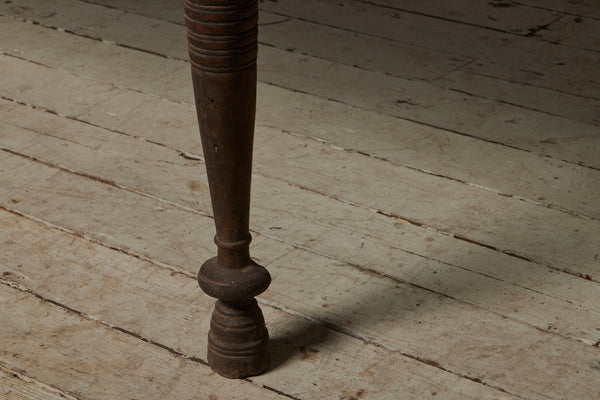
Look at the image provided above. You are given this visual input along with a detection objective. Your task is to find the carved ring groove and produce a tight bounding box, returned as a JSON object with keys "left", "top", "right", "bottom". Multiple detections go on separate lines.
{"left": 185, "top": 0, "right": 258, "bottom": 73}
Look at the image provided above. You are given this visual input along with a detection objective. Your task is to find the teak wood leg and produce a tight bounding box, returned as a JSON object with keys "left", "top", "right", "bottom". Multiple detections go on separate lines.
{"left": 184, "top": 0, "right": 271, "bottom": 378}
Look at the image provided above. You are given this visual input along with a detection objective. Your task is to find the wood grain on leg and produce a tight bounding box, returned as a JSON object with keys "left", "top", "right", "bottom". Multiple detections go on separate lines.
{"left": 184, "top": 0, "right": 270, "bottom": 378}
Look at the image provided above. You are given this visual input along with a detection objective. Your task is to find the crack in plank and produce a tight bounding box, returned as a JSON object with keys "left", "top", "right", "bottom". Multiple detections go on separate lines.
{"left": 3, "top": 97, "right": 600, "bottom": 313}
{"left": 0, "top": 361, "right": 82, "bottom": 400}
{"left": 258, "top": 298, "right": 527, "bottom": 399}
{"left": 511, "top": 1, "right": 600, "bottom": 21}
{"left": 5, "top": 89, "right": 598, "bottom": 227}
{"left": 2, "top": 119, "right": 599, "bottom": 283}
{"left": 0, "top": 273, "right": 526, "bottom": 400}
{"left": 0, "top": 278, "right": 300, "bottom": 400}
{"left": 257, "top": 80, "right": 600, "bottom": 175}
{"left": 3, "top": 164, "right": 599, "bottom": 343}
{"left": 4, "top": 5, "right": 598, "bottom": 136}
{"left": 0, "top": 204, "right": 591, "bottom": 399}
{"left": 353, "top": 0, "right": 533, "bottom": 37}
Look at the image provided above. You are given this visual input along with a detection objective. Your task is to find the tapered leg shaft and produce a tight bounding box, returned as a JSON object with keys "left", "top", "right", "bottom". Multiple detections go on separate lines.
{"left": 184, "top": 0, "right": 270, "bottom": 378}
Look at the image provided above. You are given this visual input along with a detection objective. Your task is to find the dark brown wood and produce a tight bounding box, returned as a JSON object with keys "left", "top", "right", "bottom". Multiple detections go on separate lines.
{"left": 184, "top": 0, "right": 271, "bottom": 378}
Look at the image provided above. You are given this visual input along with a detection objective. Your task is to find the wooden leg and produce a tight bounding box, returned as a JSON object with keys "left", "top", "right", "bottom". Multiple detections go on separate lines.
{"left": 184, "top": 0, "right": 270, "bottom": 378}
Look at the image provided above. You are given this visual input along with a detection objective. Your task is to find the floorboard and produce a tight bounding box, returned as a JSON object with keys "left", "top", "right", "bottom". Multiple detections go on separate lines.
{"left": 1, "top": 146, "right": 599, "bottom": 398}
{"left": 0, "top": 364, "right": 78, "bottom": 400}
{"left": 0, "top": 284, "right": 287, "bottom": 400}
{"left": 3, "top": 65, "right": 599, "bottom": 281}
{"left": 2, "top": 100, "right": 599, "bottom": 342}
{"left": 0, "top": 210, "right": 521, "bottom": 400}
{"left": 1, "top": 0, "right": 599, "bottom": 399}
{"left": 2, "top": 13, "right": 599, "bottom": 169}
{"left": 2, "top": 33, "right": 600, "bottom": 218}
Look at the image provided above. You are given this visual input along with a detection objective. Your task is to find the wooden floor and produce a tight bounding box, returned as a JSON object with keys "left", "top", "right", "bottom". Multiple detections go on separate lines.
{"left": 1, "top": 0, "right": 599, "bottom": 399}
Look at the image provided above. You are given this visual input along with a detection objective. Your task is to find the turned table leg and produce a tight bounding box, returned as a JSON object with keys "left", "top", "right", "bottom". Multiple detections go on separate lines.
{"left": 184, "top": 0, "right": 271, "bottom": 378}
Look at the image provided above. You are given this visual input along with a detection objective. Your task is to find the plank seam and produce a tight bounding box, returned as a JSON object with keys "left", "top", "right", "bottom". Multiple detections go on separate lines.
{"left": 0, "top": 361, "right": 82, "bottom": 400}
{"left": 537, "top": 38, "right": 600, "bottom": 55}
{"left": 5, "top": 88, "right": 597, "bottom": 222}
{"left": 0, "top": 207, "right": 589, "bottom": 398}
{"left": 0, "top": 204, "right": 197, "bottom": 280}
{"left": 3, "top": 102, "right": 600, "bottom": 279}
{"left": 401, "top": 165, "right": 600, "bottom": 220}
{"left": 448, "top": 90, "right": 600, "bottom": 136}
{"left": 258, "top": 167, "right": 600, "bottom": 287}
{"left": 259, "top": 2, "right": 600, "bottom": 58}
{"left": 72, "top": 0, "right": 600, "bottom": 93}
{"left": 0, "top": 82, "right": 600, "bottom": 230}
{"left": 3, "top": 96, "right": 600, "bottom": 286}
{"left": 5, "top": 8, "right": 599, "bottom": 134}
{"left": 0, "top": 14, "right": 180, "bottom": 60}
{"left": 259, "top": 123, "right": 600, "bottom": 223}
{"left": 257, "top": 298, "right": 530, "bottom": 400}
{"left": 0, "top": 52, "right": 173, "bottom": 104}
{"left": 379, "top": 206, "right": 600, "bottom": 284}
{"left": 353, "top": 0, "right": 545, "bottom": 37}
{"left": 0, "top": 278, "right": 298, "bottom": 400}
{"left": 0, "top": 211, "right": 529, "bottom": 399}
{"left": 259, "top": 16, "right": 292, "bottom": 27}
{"left": 260, "top": 9, "right": 473, "bottom": 60}
{"left": 3, "top": 177, "right": 599, "bottom": 344}
{"left": 0, "top": 271, "right": 527, "bottom": 400}
{"left": 258, "top": 227, "right": 600, "bottom": 346}
{"left": 261, "top": 40, "right": 490, "bottom": 111}
{"left": 258, "top": 79, "right": 600, "bottom": 173}
{"left": 4, "top": 141, "right": 598, "bottom": 289}
{"left": 524, "top": 13, "right": 565, "bottom": 37}
{"left": 451, "top": 70, "right": 600, "bottom": 103}
{"left": 512, "top": 1, "right": 600, "bottom": 22}
{"left": 1, "top": 3, "right": 596, "bottom": 396}
{"left": 4, "top": 22, "right": 597, "bottom": 176}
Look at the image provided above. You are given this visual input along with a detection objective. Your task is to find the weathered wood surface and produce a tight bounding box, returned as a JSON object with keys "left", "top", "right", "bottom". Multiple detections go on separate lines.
{"left": 517, "top": 0, "right": 600, "bottom": 18}
{"left": 0, "top": 285, "right": 286, "bottom": 400}
{"left": 353, "top": 0, "right": 563, "bottom": 34}
{"left": 0, "top": 363, "right": 78, "bottom": 400}
{"left": 0, "top": 210, "right": 518, "bottom": 400}
{"left": 537, "top": 13, "right": 600, "bottom": 51}
{"left": 2, "top": 98, "right": 599, "bottom": 337}
{"left": 434, "top": 68, "right": 600, "bottom": 127}
{"left": 2, "top": 2, "right": 599, "bottom": 168}
{"left": 1, "top": 39, "right": 600, "bottom": 221}
{"left": 1, "top": 0, "right": 600, "bottom": 398}
{"left": 1, "top": 136, "right": 600, "bottom": 398}
{"left": 1, "top": 54, "right": 599, "bottom": 280}
{"left": 35, "top": 0, "right": 600, "bottom": 122}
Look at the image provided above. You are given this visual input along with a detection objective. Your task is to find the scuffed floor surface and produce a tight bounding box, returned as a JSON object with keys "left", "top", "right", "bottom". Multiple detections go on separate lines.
{"left": 1, "top": 0, "right": 599, "bottom": 399}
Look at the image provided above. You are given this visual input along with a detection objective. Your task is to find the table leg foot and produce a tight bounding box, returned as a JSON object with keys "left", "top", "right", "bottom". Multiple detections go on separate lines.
{"left": 207, "top": 299, "right": 270, "bottom": 378}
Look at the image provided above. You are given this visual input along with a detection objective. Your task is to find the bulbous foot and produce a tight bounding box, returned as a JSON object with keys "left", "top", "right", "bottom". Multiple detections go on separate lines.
{"left": 198, "top": 256, "right": 271, "bottom": 302}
